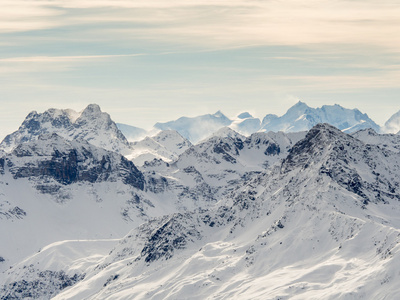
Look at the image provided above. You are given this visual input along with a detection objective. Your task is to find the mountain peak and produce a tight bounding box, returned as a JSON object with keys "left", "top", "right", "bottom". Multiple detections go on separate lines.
{"left": 0, "top": 103, "right": 129, "bottom": 153}
{"left": 213, "top": 110, "right": 226, "bottom": 118}
{"left": 80, "top": 104, "right": 102, "bottom": 116}
{"left": 284, "top": 101, "right": 310, "bottom": 116}
{"left": 212, "top": 127, "right": 243, "bottom": 139}
{"left": 237, "top": 112, "right": 253, "bottom": 119}
{"left": 293, "top": 100, "right": 309, "bottom": 109}
{"left": 282, "top": 123, "right": 348, "bottom": 173}
{"left": 384, "top": 109, "right": 400, "bottom": 134}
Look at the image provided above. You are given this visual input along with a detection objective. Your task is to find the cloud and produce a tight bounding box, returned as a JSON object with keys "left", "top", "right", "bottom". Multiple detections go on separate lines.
{"left": 2, "top": 0, "right": 400, "bottom": 51}
{"left": 0, "top": 54, "right": 145, "bottom": 63}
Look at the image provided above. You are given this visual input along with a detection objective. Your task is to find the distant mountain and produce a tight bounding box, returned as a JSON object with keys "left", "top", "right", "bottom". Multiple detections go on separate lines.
{"left": 148, "top": 102, "right": 383, "bottom": 143}
{"left": 116, "top": 123, "right": 147, "bottom": 142}
{"left": 3, "top": 104, "right": 400, "bottom": 299}
{"left": 154, "top": 111, "right": 232, "bottom": 143}
{"left": 127, "top": 130, "right": 192, "bottom": 165}
{"left": 383, "top": 110, "right": 400, "bottom": 134}
{"left": 0, "top": 104, "right": 130, "bottom": 154}
{"left": 229, "top": 112, "right": 261, "bottom": 136}
{"left": 260, "top": 101, "right": 380, "bottom": 133}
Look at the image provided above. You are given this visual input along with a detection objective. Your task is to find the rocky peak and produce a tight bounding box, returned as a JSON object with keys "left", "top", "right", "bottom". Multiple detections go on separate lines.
{"left": 6, "top": 133, "right": 144, "bottom": 190}
{"left": 81, "top": 103, "right": 101, "bottom": 114}
{"left": 0, "top": 104, "right": 130, "bottom": 154}
{"left": 211, "top": 127, "right": 244, "bottom": 140}
{"left": 281, "top": 123, "right": 353, "bottom": 173}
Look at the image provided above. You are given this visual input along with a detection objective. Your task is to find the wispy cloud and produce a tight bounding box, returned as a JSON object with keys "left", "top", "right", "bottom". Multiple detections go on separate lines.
{"left": 2, "top": 0, "right": 400, "bottom": 51}
{"left": 0, "top": 53, "right": 145, "bottom": 63}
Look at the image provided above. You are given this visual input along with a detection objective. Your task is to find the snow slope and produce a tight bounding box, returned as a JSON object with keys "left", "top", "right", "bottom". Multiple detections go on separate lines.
{"left": 5, "top": 123, "right": 400, "bottom": 299}
{"left": 116, "top": 123, "right": 147, "bottom": 142}
{"left": 229, "top": 112, "right": 261, "bottom": 136}
{"left": 127, "top": 130, "right": 192, "bottom": 166}
{"left": 154, "top": 111, "right": 232, "bottom": 143}
{"left": 352, "top": 128, "right": 400, "bottom": 153}
{"left": 2, "top": 103, "right": 400, "bottom": 299}
{"left": 383, "top": 109, "right": 400, "bottom": 134}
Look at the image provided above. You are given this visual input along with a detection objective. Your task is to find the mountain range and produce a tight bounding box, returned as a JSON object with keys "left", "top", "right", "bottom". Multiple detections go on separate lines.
{"left": 117, "top": 101, "right": 396, "bottom": 143}
{"left": 1, "top": 103, "right": 400, "bottom": 299}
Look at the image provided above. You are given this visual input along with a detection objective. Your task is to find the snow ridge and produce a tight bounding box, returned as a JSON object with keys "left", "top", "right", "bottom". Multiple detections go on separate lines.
{"left": 2, "top": 104, "right": 400, "bottom": 299}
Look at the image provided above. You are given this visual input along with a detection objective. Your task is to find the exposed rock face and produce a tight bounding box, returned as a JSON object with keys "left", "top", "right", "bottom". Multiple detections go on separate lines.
{"left": 0, "top": 104, "right": 130, "bottom": 153}
{"left": 1, "top": 269, "right": 85, "bottom": 299}
{"left": 282, "top": 123, "right": 400, "bottom": 204}
{"left": 4, "top": 114, "right": 400, "bottom": 300}
{"left": 5, "top": 133, "right": 144, "bottom": 190}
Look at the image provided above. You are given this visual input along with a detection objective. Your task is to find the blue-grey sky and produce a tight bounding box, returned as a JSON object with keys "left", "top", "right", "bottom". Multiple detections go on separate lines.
{"left": 1, "top": 0, "right": 400, "bottom": 139}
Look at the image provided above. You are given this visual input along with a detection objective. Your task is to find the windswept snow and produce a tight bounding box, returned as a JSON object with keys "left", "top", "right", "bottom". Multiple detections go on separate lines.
{"left": 2, "top": 104, "right": 400, "bottom": 300}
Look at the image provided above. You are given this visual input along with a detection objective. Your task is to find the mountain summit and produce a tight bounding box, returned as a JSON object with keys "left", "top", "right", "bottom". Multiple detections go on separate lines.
{"left": 154, "top": 111, "right": 232, "bottom": 143}
{"left": 260, "top": 102, "right": 380, "bottom": 133}
{"left": 0, "top": 104, "right": 129, "bottom": 153}
{"left": 148, "top": 102, "right": 383, "bottom": 143}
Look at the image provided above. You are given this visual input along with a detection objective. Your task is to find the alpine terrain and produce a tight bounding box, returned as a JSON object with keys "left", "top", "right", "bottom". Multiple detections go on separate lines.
{"left": 1, "top": 104, "right": 400, "bottom": 299}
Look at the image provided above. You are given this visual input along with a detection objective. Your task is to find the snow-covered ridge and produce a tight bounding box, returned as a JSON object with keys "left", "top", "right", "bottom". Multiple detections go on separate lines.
{"left": 3, "top": 123, "right": 400, "bottom": 299}
{"left": 0, "top": 104, "right": 130, "bottom": 153}
{"left": 127, "top": 130, "right": 192, "bottom": 166}
{"left": 123, "top": 101, "right": 396, "bottom": 144}
{"left": 2, "top": 103, "right": 400, "bottom": 299}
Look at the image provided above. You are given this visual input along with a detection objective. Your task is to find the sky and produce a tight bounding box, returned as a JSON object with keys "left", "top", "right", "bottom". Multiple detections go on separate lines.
{"left": 1, "top": 0, "right": 400, "bottom": 139}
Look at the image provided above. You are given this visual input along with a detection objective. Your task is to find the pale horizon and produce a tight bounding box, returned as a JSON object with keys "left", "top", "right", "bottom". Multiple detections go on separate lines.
{"left": 1, "top": 0, "right": 400, "bottom": 138}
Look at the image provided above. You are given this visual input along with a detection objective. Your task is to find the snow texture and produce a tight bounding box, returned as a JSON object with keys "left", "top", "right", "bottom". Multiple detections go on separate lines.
{"left": 2, "top": 104, "right": 400, "bottom": 300}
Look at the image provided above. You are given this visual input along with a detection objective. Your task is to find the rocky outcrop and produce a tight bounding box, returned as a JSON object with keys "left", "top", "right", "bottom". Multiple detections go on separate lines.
{"left": 6, "top": 133, "right": 144, "bottom": 190}
{"left": 0, "top": 104, "right": 130, "bottom": 153}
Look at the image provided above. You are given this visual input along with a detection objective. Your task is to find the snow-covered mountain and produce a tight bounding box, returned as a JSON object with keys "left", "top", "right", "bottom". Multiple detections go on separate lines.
{"left": 2, "top": 103, "right": 400, "bottom": 299}
{"left": 154, "top": 111, "right": 232, "bottom": 143}
{"left": 229, "top": 112, "right": 261, "bottom": 136}
{"left": 126, "top": 130, "right": 192, "bottom": 166}
{"left": 383, "top": 109, "right": 400, "bottom": 134}
{"left": 0, "top": 133, "right": 150, "bottom": 270}
{"left": 3, "top": 123, "right": 400, "bottom": 299}
{"left": 0, "top": 104, "right": 130, "bottom": 154}
{"left": 148, "top": 102, "right": 383, "bottom": 143}
{"left": 116, "top": 123, "right": 147, "bottom": 142}
{"left": 352, "top": 128, "right": 400, "bottom": 153}
{"left": 260, "top": 101, "right": 380, "bottom": 133}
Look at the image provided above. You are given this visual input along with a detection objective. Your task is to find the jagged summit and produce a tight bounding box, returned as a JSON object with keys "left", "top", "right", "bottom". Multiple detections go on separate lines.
{"left": 289, "top": 100, "right": 310, "bottom": 111}
{"left": 6, "top": 132, "right": 144, "bottom": 189}
{"left": 2, "top": 114, "right": 400, "bottom": 298}
{"left": 260, "top": 102, "right": 380, "bottom": 133}
{"left": 211, "top": 127, "right": 244, "bottom": 140}
{"left": 281, "top": 123, "right": 347, "bottom": 171}
{"left": 213, "top": 110, "right": 227, "bottom": 118}
{"left": 81, "top": 103, "right": 101, "bottom": 114}
{"left": 0, "top": 104, "right": 129, "bottom": 153}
